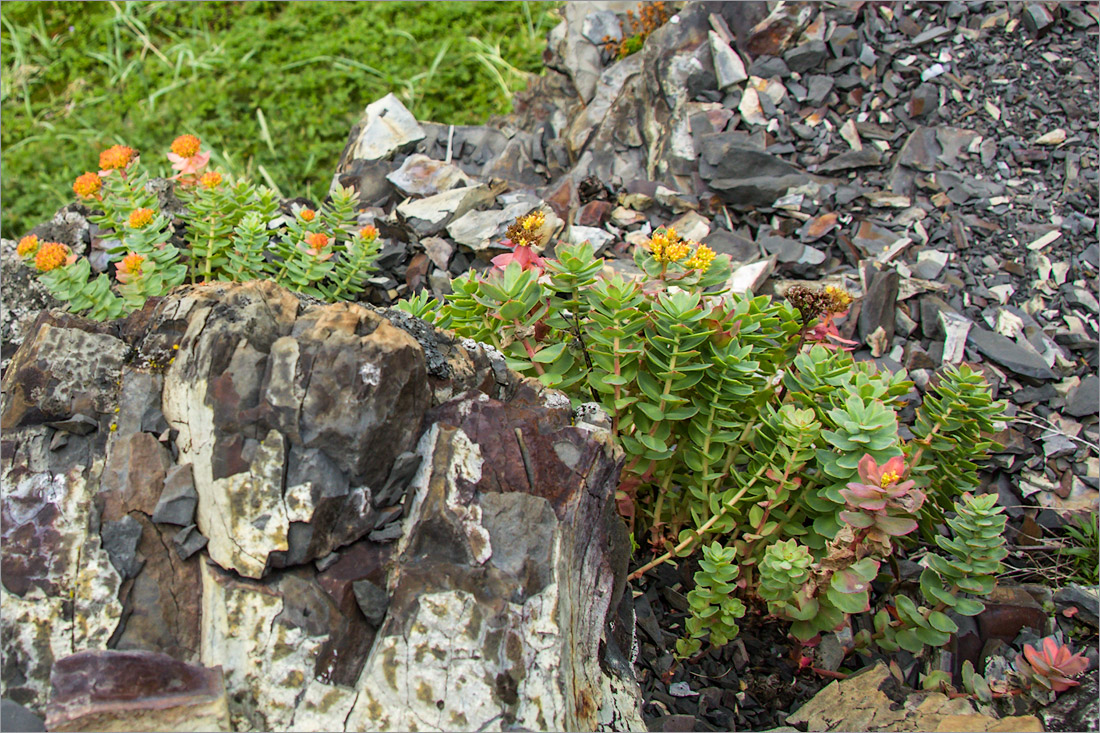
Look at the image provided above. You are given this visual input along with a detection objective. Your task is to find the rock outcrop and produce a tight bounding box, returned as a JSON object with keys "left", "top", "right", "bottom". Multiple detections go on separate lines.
{"left": 0, "top": 281, "right": 643, "bottom": 731}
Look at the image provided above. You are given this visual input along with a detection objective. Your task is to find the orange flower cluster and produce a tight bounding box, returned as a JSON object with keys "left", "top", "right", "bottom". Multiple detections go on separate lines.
{"left": 170, "top": 134, "right": 201, "bottom": 158}
{"left": 73, "top": 172, "right": 103, "bottom": 198}
{"left": 35, "top": 242, "right": 71, "bottom": 272}
{"left": 200, "top": 171, "right": 222, "bottom": 189}
{"left": 299, "top": 208, "right": 316, "bottom": 222}
{"left": 17, "top": 234, "right": 39, "bottom": 258}
{"left": 116, "top": 253, "right": 145, "bottom": 284}
{"left": 305, "top": 232, "right": 329, "bottom": 250}
{"left": 128, "top": 208, "right": 155, "bottom": 229}
{"left": 359, "top": 225, "right": 379, "bottom": 241}
{"left": 602, "top": 2, "right": 671, "bottom": 59}
{"left": 100, "top": 145, "right": 136, "bottom": 171}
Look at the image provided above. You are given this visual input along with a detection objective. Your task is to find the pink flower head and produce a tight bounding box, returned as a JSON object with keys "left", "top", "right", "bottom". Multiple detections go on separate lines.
{"left": 491, "top": 240, "right": 545, "bottom": 272}
{"left": 839, "top": 454, "right": 925, "bottom": 536}
{"left": 168, "top": 149, "right": 211, "bottom": 180}
{"left": 858, "top": 454, "right": 909, "bottom": 489}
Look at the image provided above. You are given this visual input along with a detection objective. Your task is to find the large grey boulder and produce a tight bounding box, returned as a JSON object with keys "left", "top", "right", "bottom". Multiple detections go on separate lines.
{"left": 1, "top": 281, "right": 643, "bottom": 731}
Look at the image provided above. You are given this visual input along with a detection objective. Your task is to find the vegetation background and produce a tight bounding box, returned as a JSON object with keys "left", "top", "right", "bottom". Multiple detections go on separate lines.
{"left": 1, "top": 1, "right": 559, "bottom": 239}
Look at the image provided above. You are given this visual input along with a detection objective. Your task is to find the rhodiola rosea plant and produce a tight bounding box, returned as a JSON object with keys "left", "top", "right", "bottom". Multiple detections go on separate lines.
{"left": 15, "top": 136, "right": 382, "bottom": 320}
{"left": 398, "top": 212, "right": 1022, "bottom": 668}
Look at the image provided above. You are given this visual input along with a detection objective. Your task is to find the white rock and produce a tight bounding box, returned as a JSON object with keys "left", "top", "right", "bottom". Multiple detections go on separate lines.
{"left": 739, "top": 87, "right": 767, "bottom": 126}
{"left": 940, "top": 311, "right": 972, "bottom": 364}
{"left": 396, "top": 185, "right": 495, "bottom": 236}
{"left": 566, "top": 225, "right": 616, "bottom": 253}
{"left": 1035, "top": 128, "right": 1067, "bottom": 145}
{"left": 350, "top": 93, "right": 425, "bottom": 162}
{"left": 728, "top": 257, "right": 775, "bottom": 295}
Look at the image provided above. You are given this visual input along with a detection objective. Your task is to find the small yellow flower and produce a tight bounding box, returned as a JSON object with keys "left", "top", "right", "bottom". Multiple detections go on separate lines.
{"left": 520, "top": 211, "right": 545, "bottom": 231}
{"left": 646, "top": 227, "right": 692, "bottom": 263}
{"left": 824, "top": 285, "right": 853, "bottom": 314}
{"left": 35, "top": 242, "right": 71, "bottom": 272}
{"left": 128, "top": 208, "right": 155, "bottom": 229}
{"left": 684, "top": 244, "right": 716, "bottom": 270}
{"left": 200, "top": 171, "right": 222, "bottom": 189}
{"left": 17, "top": 234, "right": 39, "bottom": 258}
{"left": 299, "top": 208, "right": 316, "bottom": 222}
{"left": 100, "top": 144, "right": 136, "bottom": 171}
{"left": 173, "top": 344, "right": 180, "bottom": 350}
{"left": 73, "top": 172, "right": 103, "bottom": 198}
{"left": 110, "top": 423, "right": 118, "bottom": 432}
{"left": 170, "top": 134, "right": 201, "bottom": 158}
{"left": 359, "top": 225, "right": 379, "bottom": 241}
{"left": 879, "top": 470, "right": 902, "bottom": 488}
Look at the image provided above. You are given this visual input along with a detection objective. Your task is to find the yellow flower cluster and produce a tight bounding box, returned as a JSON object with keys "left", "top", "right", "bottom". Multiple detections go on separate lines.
{"left": 35, "top": 241, "right": 70, "bottom": 272}
{"left": 73, "top": 172, "right": 103, "bottom": 198}
{"left": 171, "top": 134, "right": 201, "bottom": 158}
{"left": 520, "top": 211, "right": 545, "bottom": 231}
{"left": 824, "top": 285, "right": 853, "bottom": 314}
{"left": 879, "top": 470, "right": 902, "bottom": 488}
{"left": 17, "top": 234, "right": 39, "bottom": 258}
{"left": 299, "top": 208, "right": 316, "bottom": 222}
{"left": 200, "top": 172, "right": 222, "bottom": 189}
{"left": 684, "top": 244, "right": 716, "bottom": 271}
{"left": 647, "top": 227, "right": 691, "bottom": 263}
{"left": 100, "top": 144, "right": 135, "bottom": 171}
{"left": 128, "top": 208, "right": 155, "bottom": 229}
{"left": 359, "top": 225, "right": 379, "bottom": 241}
{"left": 505, "top": 210, "right": 546, "bottom": 249}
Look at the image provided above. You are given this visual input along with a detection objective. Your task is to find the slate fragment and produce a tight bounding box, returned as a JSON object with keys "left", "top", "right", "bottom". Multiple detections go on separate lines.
{"left": 152, "top": 463, "right": 199, "bottom": 527}
{"left": 968, "top": 329, "right": 1057, "bottom": 380}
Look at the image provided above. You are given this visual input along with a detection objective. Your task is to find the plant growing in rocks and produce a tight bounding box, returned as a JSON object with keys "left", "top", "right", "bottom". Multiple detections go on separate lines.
{"left": 397, "top": 214, "right": 1009, "bottom": 661}
{"left": 602, "top": 1, "right": 672, "bottom": 59}
{"left": 17, "top": 137, "right": 380, "bottom": 319}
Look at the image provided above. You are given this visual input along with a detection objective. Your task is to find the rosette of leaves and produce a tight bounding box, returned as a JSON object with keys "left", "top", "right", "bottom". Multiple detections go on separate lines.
{"left": 837, "top": 454, "right": 926, "bottom": 550}
{"left": 676, "top": 542, "right": 747, "bottom": 658}
{"left": 1014, "top": 636, "right": 1089, "bottom": 697}
{"left": 758, "top": 538, "right": 878, "bottom": 641}
{"left": 910, "top": 364, "right": 1007, "bottom": 519}
{"left": 807, "top": 394, "right": 904, "bottom": 545}
{"left": 875, "top": 492, "right": 1007, "bottom": 653}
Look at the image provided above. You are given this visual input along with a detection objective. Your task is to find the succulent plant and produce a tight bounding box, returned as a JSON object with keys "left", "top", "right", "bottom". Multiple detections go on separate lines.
{"left": 757, "top": 538, "right": 875, "bottom": 641}
{"left": 838, "top": 454, "right": 926, "bottom": 544}
{"left": 677, "top": 542, "right": 747, "bottom": 658}
{"left": 909, "top": 364, "right": 1007, "bottom": 520}
{"left": 1015, "top": 636, "right": 1089, "bottom": 694}
{"left": 876, "top": 492, "right": 1007, "bottom": 653}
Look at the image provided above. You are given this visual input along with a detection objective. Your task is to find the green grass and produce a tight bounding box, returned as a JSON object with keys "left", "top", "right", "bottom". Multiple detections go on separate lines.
{"left": 0, "top": 1, "right": 560, "bottom": 239}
